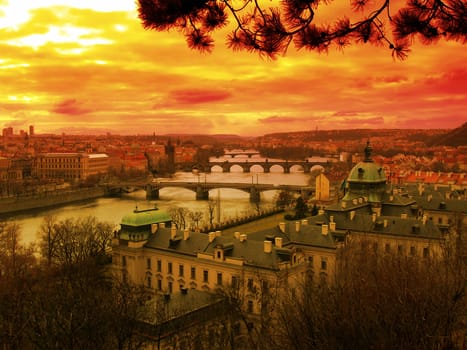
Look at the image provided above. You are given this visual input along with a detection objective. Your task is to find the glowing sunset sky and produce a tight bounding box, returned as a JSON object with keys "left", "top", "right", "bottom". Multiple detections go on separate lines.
{"left": 0, "top": 0, "right": 465, "bottom": 136}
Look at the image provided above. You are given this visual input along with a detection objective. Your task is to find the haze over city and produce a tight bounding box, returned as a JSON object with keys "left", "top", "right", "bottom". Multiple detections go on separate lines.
{"left": 0, "top": 0, "right": 466, "bottom": 136}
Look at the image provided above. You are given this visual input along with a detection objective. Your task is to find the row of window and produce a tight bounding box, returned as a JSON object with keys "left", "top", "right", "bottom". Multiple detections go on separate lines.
{"left": 307, "top": 256, "right": 328, "bottom": 270}
{"left": 144, "top": 258, "right": 269, "bottom": 292}
{"left": 147, "top": 258, "right": 217, "bottom": 284}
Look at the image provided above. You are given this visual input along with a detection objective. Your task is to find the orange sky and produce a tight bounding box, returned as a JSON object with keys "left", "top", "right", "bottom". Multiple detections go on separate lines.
{"left": 0, "top": 0, "right": 465, "bottom": 136}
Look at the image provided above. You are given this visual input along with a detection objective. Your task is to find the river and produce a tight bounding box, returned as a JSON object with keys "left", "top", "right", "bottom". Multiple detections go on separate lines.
{"left": 7, "top": 159, "right": 312, "bottom": 245}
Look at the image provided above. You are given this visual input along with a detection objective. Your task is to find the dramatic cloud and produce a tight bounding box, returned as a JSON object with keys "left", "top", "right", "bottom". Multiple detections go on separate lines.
{"left": 169, "top": 89, "right": 232, "bottom": 105}
{"left": 0, "top": 1, "right": 465, "bottom": 135}
{"left": 52, "top": 99, "right": 92, "bottom": 115}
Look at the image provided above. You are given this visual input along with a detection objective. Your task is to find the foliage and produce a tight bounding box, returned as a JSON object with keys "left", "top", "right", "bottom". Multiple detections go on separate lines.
{"left": 137, "top": 0, "right": 467, "bottom": 59}
{"left": 0, "top": 217, "right": 150, "bottom": 350}
{"left": 275, "top": 239, "right": 466, "bottom": 350}
{"left": 37, "top": 215, "right": 113, "bottom": 267}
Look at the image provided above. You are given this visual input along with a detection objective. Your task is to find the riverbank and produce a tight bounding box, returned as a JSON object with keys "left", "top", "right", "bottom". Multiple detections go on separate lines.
{"left": 0, "top": 187, "right": 106, "bottom": 217}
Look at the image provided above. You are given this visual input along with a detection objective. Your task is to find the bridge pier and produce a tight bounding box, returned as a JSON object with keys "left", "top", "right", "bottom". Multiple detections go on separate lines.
{"left": 146, "top": 185, "right": 159, "bottom": 200}
{"left": 196, "top": 186, "right": 209, "bottom": 200}
{"left": 249, "top": 187, "right": 260, "bottom": 203}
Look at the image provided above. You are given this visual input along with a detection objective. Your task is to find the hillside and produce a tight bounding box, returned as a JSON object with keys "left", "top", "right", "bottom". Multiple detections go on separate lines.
{"left": 426, "top": 123, "right": 467, "bottom": 147}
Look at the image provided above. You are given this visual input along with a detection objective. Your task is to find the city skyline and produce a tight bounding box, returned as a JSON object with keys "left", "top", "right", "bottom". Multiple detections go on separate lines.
{"left": 0, "top": 0, "right": 466, "bottom": 136}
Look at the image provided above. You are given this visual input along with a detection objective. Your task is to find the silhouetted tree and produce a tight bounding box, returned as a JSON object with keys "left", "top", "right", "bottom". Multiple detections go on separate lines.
{"left": 293, "top": 196, "right": 308, "bottom": 219}
{"left": 137, "top": 0, "right": 466, "bottom": 59}
{"left": 0, "top": 222, "right": 37, "bottom": 350}
{"left": 275, "top": 238, "right": 466, "bottom": 350}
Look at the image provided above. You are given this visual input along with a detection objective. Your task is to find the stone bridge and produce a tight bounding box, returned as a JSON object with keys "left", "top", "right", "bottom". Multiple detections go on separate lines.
{"left": 108, "top": 181, "right": 313, "bottom": 203}
{"left": 207, "top": 160, "right": 331, "bottom": 173}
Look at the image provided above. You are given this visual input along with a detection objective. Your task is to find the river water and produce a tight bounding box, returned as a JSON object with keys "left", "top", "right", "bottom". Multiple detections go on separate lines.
{"left": 8, "top": 158, "right": 312, "bottom": 245}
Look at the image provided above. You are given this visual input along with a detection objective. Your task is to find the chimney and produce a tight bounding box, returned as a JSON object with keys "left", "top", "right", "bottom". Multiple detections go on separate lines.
{"left": 279, "top": 222, "right": 286, "bottom": 233}
{"left": 234, "top": 231, "right": 240, "bottom": 239}
{"left": 171, "top": 226, "right": 177, "bottom": 239}
{"left": 389, "top": 195, "right": 394, "bottom": 201}
{"left": 275, "top": 237, "right": 283, "bottom": 248}
{"left": 330, "top": 215, "right": 334, "bottom": 223}
{"left": 215, "top": 230, "right": 222, "bottom": 237}
{"left": 264, "top": 240, "right": 272, "bottom": 253}
{"left": 208, "top": 232, "right": 215, "bottom": 242}
{"left": 329, "top": 221, "right": 336, "bottom": 232}
{"left": 422, "top": 215, "right": 427, "bottom": 225}
{"left": 375, "top": 207, "right": 381, "bottom": 217}
{"left": 372, "top": 213, "right": 377, "bottom": 222}
{"left": 151, "top": 223, "right": 158, "bottom": 234}
{"left": 183, "top": 229, "right": 190, "bottom": 241}
{"left": 322, "top": 224, "right": 329, "bottom": 235}
{"left": 427, "top": 194, "right": 432, "bottom": 202}
{"left": 401, "top": 213, "right": 407, "bottom": 219}
{"left": 341, "top": 201, "right": 347, "bottom": 209}
{"left": 383, "top": 219, "right": 388, "bottom": 228}
{"left": 295, "top": 221, "right": 300, "bottom": 232}
{"left": 239, "top": 234, "right": 247, "bottom": 242}
{"left": 350, "top": 210, "right": 356, "bottom": 221}
{"left": 318, "top": 209, "right": 325, "bottom": 215}
{"left": 352, "top": 199, "right": 358, "bottom": 205}
{"left": 301, "top": 219, "right": 308, "bottom": 226}
{"left": 159, "top": 222, "right": 165, "bottom": 228}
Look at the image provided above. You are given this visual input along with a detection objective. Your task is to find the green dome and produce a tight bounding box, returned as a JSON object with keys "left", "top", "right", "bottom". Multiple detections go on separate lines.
{"left": 347, "top": 141, "right": 386, "bottom": 184}
{"left": 121, "top": 208, "right": 171, "bottom": 227}
{"left": 347, "top": 161, "right": 386, "bottom": 183}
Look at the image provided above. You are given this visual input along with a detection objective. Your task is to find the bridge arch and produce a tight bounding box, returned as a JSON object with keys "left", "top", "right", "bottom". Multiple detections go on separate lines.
{"left": 289, "top": 164, "right": 305, "bottom": 173}
{"left": 269, "top": 164, "right": 286, "bottom": 173}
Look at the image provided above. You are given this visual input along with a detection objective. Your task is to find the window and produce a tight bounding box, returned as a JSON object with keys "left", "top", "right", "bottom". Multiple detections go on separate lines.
{"left": 247, "top": 300, "right": 254, "bottom": 313}
{"left": 191, "top": 267, "right": 196, "bottom": 280}
{"left": 157, "top": 279, "right": 162, "bottom": 290}
{"left": 423, "top": 247, "right": 429, "bottom": 258}
{"left": 122, "top": 256, "right": 127, "bottom": 267}
{"left": 147, "top": 275, "right": 152, "bottom": 288}
{"left": 179, "top": 264, "right": 184, "bottom": 277}
{"left": 398, "top": 245, "right": 404, "bottom": 254}
{"left": 262, "top": 280, "right": 269, "bottom": 292}
{"left": 217, "top": 272, "right": 223, "bottom": 286}
{"left": 308, "top": 256, "right": 313, "bottom": 264}
{"left": 438, "top": 217, "right": 442, "bottom": 224}
{"left": 157, "top": 260, "right": 162, "bottom": 272}
{"left": 247, "top": 278, "right": 254, "bottom": 291}
{"left": 321, "top": 258, "right": 327, "bottom": 270}
{"left": 410, "top": 246, "right": 416, "bottom": 256}
{"left": 203, "top": 270, "right": 209, "bottom": 283}
{"left": 217, "top": 251, "right": 222, "bottom": 259}
{"left": 146, "top": 258, "right": 151, "bottom": 270}
{"left": 385, "top": 243, "right": 390, "bottom": 253}
{"left": 168, "top": 262, "right": 173, "bottom": 274}
{"left": 168, "top": 282, "right": 173, "bottom": 293}
{"left": 231, "top": 276, "right": 239, "bottom": 289}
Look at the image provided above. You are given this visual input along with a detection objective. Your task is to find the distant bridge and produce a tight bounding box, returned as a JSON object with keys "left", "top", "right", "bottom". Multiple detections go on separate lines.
{"left": 223, "top": 150, "right": 261, "bottom": 158}
{"left": 206, "top": 160, "right": 331, "bottom": 173}
{"left": 107, "top": 180, "right": 314, "bottom": 203}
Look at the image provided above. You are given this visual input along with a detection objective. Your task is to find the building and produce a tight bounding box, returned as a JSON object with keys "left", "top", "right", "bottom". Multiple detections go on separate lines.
{"left": 112, "top": 206, "right": 337, "bottom": 316}
{"left": 34, "top": 152, "right": 109, "bottom": 182}
{"left": 111, "top": 141, "right": 465, "bottom": 330}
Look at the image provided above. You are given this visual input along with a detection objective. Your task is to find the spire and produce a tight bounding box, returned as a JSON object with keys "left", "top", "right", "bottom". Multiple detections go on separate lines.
{"left": 364, "top": 140, "right": 373, "bottom": 162}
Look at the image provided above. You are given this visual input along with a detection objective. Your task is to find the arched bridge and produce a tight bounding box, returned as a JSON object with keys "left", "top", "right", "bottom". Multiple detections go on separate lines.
{"left": 108, "top": 181, "right": 314, "bottom": 203}
{"left": 208, "top": 160, "right": 331, "bottom": 173}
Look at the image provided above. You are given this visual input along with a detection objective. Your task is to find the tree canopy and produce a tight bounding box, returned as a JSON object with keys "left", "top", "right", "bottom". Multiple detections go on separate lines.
{"left": 137, "top": 0, "right": 467, "bottom": 59}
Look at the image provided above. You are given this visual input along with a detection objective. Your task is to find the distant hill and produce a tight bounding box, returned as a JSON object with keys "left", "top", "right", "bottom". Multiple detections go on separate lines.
{"left": 426, "top": 123, "right": 467, "bottom": 147}
{"left": 259, "top": 128, "right": 448, "bottom": 142}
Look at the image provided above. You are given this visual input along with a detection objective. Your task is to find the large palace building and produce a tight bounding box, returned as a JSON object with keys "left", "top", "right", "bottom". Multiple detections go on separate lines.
{"left": 33, "top": 152, "right": 109, "bottom": 181}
